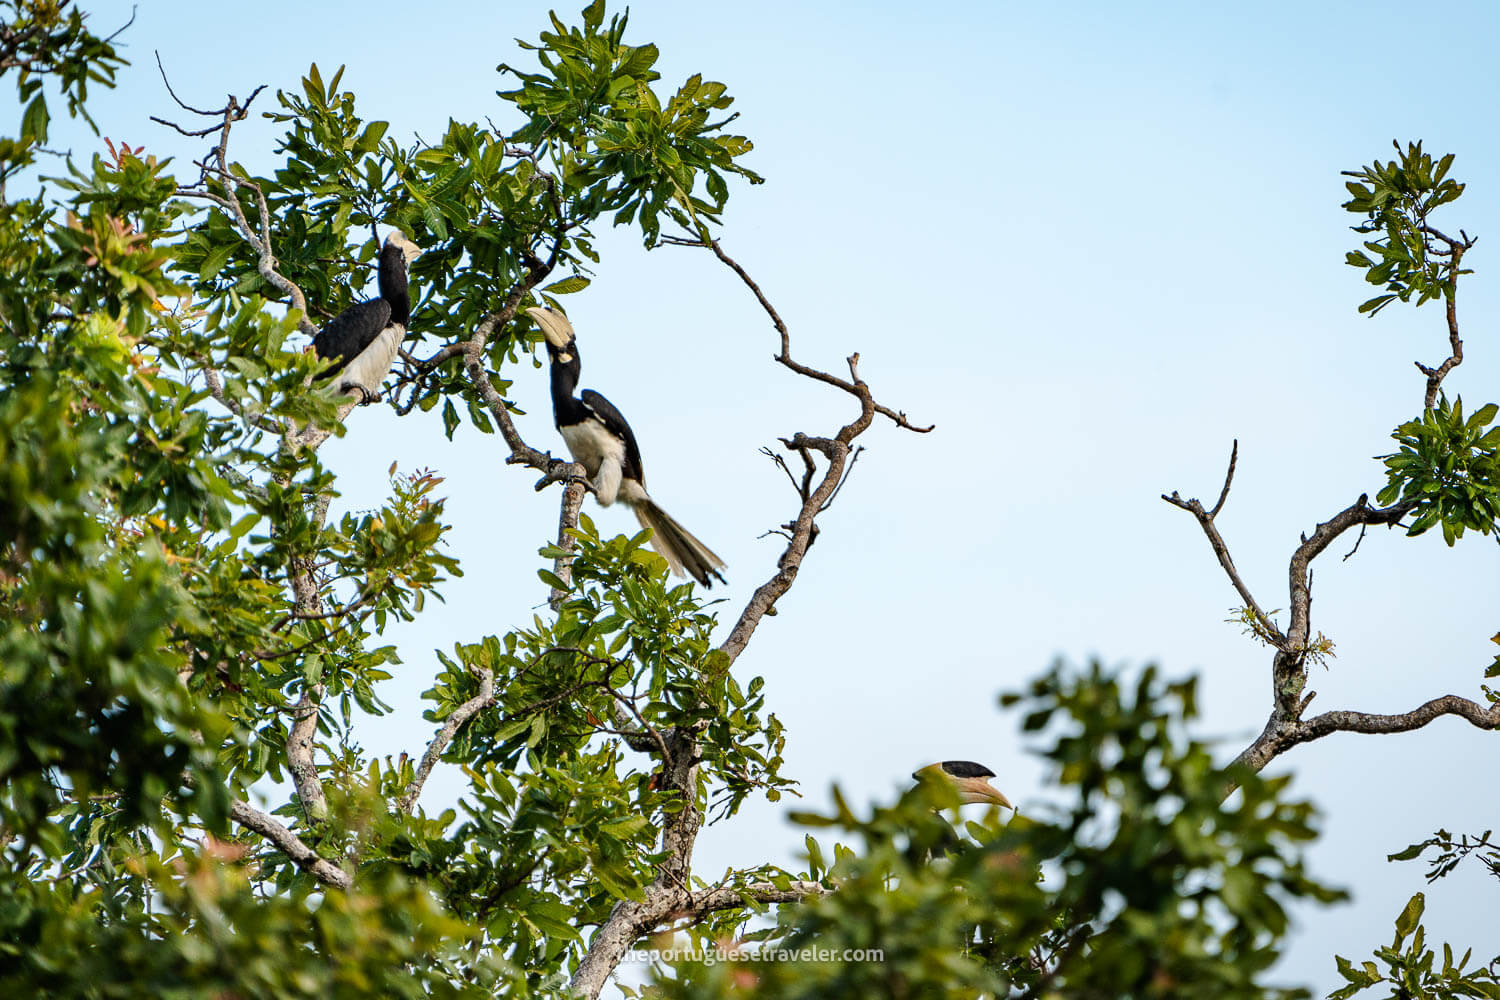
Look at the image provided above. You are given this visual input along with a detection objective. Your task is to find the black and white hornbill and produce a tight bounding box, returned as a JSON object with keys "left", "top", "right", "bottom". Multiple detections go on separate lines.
{"left": 311, "top": 231, "right": 422, "bottom": 404}
{"left": 528, "top": 305, "right": 727, "bottom": 588}
{"left": 912, "top": 761, "right": 1013, "bottom": 809}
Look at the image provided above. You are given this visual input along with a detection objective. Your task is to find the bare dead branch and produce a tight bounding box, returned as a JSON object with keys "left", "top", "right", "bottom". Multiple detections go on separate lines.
{"left": 671, "top": 237, "right": 933, "bottom": 434}
{"left": 1208, "top": 439, "right": 1238, "bottom": 518}
{"left": 1283, "top": 494, "right": 1416, "bottom": 659}
{"left": 459, "top": 256, "right": 563, "bottom": 473}
{"left": 154, "top": 51, "right": 220, "bottom": 117}
{"left": 1162, "top": 441, "right": 1285, "bottom": 650}
{"left": 1298, "top": 695, "right": 1500, "bottom": 739}
{"left": 154, "top": 70, "right": 312, "bottom": 338}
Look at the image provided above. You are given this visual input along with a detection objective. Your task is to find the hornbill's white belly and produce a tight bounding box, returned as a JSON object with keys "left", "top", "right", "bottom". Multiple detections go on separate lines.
{"left": 559, "top": 419, "right": 642, "bottom": 507}
{"left": 338, "top": 323, "right": 404, "bottom": 397}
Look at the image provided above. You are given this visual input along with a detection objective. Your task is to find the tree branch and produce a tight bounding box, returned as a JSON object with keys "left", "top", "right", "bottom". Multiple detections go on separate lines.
{"left": 155, "top": 76, "right": 313, "bottom": 338}
{"left": 229, "top": 798, "right": 350, "bottom": 890}
{"left": 548, "top": 464, "right": 587, "bottom": 609}
{"left": 1231, "top": 693, "right": 1500, "bottom": 776}
{"left": 665, "top": 880, "right": 827, "bottom": 922}
{"left": 460, "top": 255, "right": 564, "bottom": 474}
{"left": 571, "top": 242, "right": 931, "bottom": 998}
{"left": 1415, "top": 225, "right": 1474, "bottom": 409}
{"left": 397, "top": 665, "right": 496, "bottom": 814}
{"left": 1162, "top": 440, "right": 1287, "bottom": 649}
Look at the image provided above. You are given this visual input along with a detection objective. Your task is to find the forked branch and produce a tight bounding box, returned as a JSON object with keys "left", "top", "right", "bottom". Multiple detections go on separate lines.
{"left": 1162, "top": 440, "right": 1285, "bottom": 649}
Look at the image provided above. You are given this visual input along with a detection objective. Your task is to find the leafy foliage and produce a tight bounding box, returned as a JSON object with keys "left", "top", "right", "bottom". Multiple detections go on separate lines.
{"left": 1330, "top": 823, "right": 1500, "bottom": 996}
{"left": 1329, "top": 892, "right": 1500, "bottom": 1000}
{"left": 1, "top": 4, "right": 1494, "bottom": 998}
{"left": 1342, "top": 141, "right": 1468, "bottom": 316}
{"left": 1377, "top": 396, "right": 1500, "bottom": 545}
{"left": 0, "top": 2, "right": 775, "bottom": 994}
{"left": 650, "top": 664, "right": 1344, "bottom": 999}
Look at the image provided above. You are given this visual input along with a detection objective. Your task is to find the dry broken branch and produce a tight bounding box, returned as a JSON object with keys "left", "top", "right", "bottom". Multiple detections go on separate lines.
{"left": 1163, "top": 440, "right": 1286, "bottom": 650}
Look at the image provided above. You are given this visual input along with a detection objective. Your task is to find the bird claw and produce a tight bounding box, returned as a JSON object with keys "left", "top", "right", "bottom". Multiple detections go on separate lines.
{"left": 341, "top": 383, "right": 381, "bottom": 406}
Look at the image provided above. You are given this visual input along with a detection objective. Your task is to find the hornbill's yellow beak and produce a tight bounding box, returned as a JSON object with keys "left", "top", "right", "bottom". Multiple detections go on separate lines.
{"left": 527, "top": 305, "right": 576, "bottom": 350}
{"left": 913, "top": 761, "right": 1013, "bottom": 810}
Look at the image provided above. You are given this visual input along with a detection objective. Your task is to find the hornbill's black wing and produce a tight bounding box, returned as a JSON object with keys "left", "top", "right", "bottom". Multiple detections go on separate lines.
{"left": 580, "top": 388, "right": 646, "bottom": 487}
{"left": 312, "top": 299, "right": 392, "bottom": 377}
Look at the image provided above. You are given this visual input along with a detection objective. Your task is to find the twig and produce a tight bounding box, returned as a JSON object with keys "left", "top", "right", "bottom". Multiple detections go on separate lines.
{"left": 1414, "top": 224, "right": 1474, "bottom": 409}
{"left": 667, "top": 237, "right": 933, "bottom": 434}
{"left": 1163, "top": 441, "right": 1285, "bottom": 650}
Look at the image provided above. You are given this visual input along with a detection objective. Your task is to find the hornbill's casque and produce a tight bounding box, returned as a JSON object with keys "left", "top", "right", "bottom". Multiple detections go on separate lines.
{"left": 528, "top": 306, "right": 727, "bottom": 588}
{"left": 913, "top": 761, "right": 1013, "bottom": 809}
{"left": 311, "top": 231, "right": 422, "bottom": 404}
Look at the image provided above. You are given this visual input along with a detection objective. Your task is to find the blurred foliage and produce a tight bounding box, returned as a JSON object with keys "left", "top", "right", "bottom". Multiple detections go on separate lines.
{"left": 649, "top": 664, "right": 1344, "bottom": 1000}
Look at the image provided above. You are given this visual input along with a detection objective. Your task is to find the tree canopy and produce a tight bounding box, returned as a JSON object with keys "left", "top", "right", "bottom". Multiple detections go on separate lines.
{"left": 0, "top": 2, "right": 1497, "bottom": 998}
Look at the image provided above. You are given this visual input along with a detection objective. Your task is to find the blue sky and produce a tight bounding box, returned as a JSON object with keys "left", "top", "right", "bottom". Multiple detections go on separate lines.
{"left": 63, "top": 0, "right": 1500, "bottom": 990}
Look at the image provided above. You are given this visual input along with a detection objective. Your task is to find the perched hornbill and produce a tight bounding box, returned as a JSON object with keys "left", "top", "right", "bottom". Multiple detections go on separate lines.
{"left": 912, "top": 761, "right": 1013, "bottom": 809}
{"left": 311, "top": 231, "right": 422, "bottom": 404}
{"left": 528, "top": 306, "right": 727, "bottom": 588}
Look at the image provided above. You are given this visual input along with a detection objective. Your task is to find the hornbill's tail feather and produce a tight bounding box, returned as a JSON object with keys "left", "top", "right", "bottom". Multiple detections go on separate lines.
{"left": 633, "top": 499, "right": 726, "bottom": 588}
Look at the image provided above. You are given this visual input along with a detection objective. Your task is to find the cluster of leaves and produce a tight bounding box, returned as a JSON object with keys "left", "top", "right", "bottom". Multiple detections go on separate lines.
{"left": 388, "top": 522, "right": 788, "bottom": 982}
{"left": 0, "top": 3, "right": 521, "bottom": 994}
{"left": 0, "top": 0, "right": 124, "bottom": 187}
{"left": 1, "top": 838, "right": 519, "bottom": 998}
{"left": 650, "top": 663, "right": 1344, "bottom": 999}
{"left": 167, "top": 0, "right": 759, "bottom": 428}
{"left": 1330, "top": 832, "right": 1500, "bottom": 1000}
{"left": 1225, "top": 606, "right": 1336, "bottom": 667}
{"left": 1342, "top": 141, "right": 1468, "bottom": 316}
{"left": 501, "top": 0, "right": 760, "bottom": 244}
{"left": 1377, "top": 396, "right": 1500, "bottom": 546}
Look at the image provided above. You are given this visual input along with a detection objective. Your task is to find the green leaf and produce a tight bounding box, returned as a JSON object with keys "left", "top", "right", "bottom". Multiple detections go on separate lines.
{"left": 601, "top": 815, "right": 650, "bottom": 839}
{"left": 543, "top": 275, "right": 591, "bottom": 295}
{"left": 441, "top": 398, "right": 459, "bottom": 439}
{"left": 20, "top": 94, "right": 49, "bottom": 144}
{"left": 537, "top": 569, "right": 570, "bottom": 592}
{"left": 1395, "top": 892, "right": 1425, "bottom": 939}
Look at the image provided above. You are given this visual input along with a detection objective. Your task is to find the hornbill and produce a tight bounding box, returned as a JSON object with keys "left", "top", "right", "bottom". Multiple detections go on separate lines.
{"left": 912, "top": 760, "right": 1013, "bottom": 809}
{"left": 311, "top": 231, "right": 422, "bottom": 404}
{"left": 527, "top": 305, "right": 727, "bottom": 588}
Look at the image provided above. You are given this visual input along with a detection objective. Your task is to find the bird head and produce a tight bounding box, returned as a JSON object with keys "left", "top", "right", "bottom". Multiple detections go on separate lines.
{"left": 384, "top": 230, "right": 422, "bottom": 265}
{"left": 527, "top": 305, "right": 578, "bottom": 362}
{"left": 913, "top": 761, "right": 1013, "bottom": 809}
